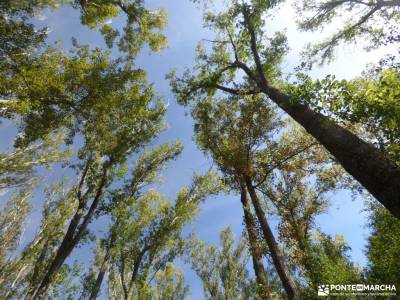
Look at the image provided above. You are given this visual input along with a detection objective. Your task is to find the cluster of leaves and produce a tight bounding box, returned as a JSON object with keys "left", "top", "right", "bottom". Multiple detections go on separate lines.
{"left": 287, "top": 67, "right": 400, "bottom": 162}
{"left": 189, "top": 227, "right": 258, "bottom": 300}
{"left": 0, "top": 181, "right": 78, "bottom": 299}
{"left": 0, "top": 1, "right": 181, "bottom": 299}
{"left": 1, "top": 0, "right": 400, "bottom": 299}
{"left": 295, "top": 0, "right": 400, "bottom": 63}
{"left": 364, "top": 201, "right": 400, "bottom": 286}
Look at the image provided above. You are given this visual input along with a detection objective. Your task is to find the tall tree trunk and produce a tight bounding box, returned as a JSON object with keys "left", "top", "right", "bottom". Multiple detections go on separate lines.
{"left": 88, "top": 246, "right": 111, "bottom": 300}
{"left": 242, "top": 12, "right": 400, "bottom": 219}
{"left": 244, "top": 175, "right": 302, "bottom": 300}
{"left": 25, "top": 165, "right": 109, "bottom": 300}
{"left": 89, "top": 232, "right": 116, "bottom": 300}
{"left": 240, "top": 186, "right": 270, "bottom": 299}
{"left": 24, "top": 240, "right": 50, "bottom": 298}
{"left": 265, "top": 85, "right": 400, "bottom": 218}
{"left": 4, "top": 265, "right": 28, "bottom": 299}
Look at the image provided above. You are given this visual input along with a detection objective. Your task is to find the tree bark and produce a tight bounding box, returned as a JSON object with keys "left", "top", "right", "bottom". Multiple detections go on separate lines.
{"left": 88, "top": 239, "right": 113, "bottom": 300}
{"left": 240, "top": 186, "right": 270, "bottom": 300}
{"left": 264, "top": 85, "right": 400, "bottom": 218}
{"left": 244, "top": 175, "right": 302, "bottom": 300}
{"left": 25, "top": 164, "right": 109, "bottom": 300}
{"left": 240, "top": 11, "right": 400, "bottom": 219}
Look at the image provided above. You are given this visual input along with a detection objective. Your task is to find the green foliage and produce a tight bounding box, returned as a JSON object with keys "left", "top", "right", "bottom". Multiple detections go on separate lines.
{"left": 0, "top": 181, "right": 77, "bottom": 298}
{"left": 365, "top": 202, "right": 400, "bottom": 286}
{"left": 104, "top": 170, "right": 222, "bottom": 299}
{"left": 298, "top": 233, "right": 361, "bottom": 299}
{"left": 1, "top": 0, "right": 167, "bottom": 60}
{"left": 1, "top": 0, "right": 168, "bottom": 151}
{"left": 0, "top": 185, "right": 35, "bottom": 262}
{"left": 1, "top": 44, "right": 165, "bottom": 153}
{"left": 189, "top": 227, "right": 257, "bottom": 300}
{"left": 152, "top": 263, "right": 189, "bottom": 300}
{"left": 192, "top": 94, "right": 282, "bottom": 189}
{"left": 288, "top": 67, "right": 400, "bottom": 162}
{"left": 0, "top": 0, "right": 179, "bottom": 298}
{"left": 168, "top": 0, "right": 288, "bottom": 107}
{"left": 295, "top": 0, "right": 400, "bottom": 63}
{"left": 74, "top": 0, "right": 167, "bottom": 56}
{"left": 254, "top": 124, "right": 362, "bottom": 297}
{"left": 0, "top": 134, "right": 71, "bottom": 190}
{"left": 80, "top": 141, "right": 222, "bottom": 299}
{"left": 128, "top": 142, "right": 183, "bottom": 194}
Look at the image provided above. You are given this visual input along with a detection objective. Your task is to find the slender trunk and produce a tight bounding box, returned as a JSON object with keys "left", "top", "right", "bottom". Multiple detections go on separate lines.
{"left": 240, "top": 187, "right": 270, "bottom": 299}
{"left": 25, "top": 165, "right": 109, "bottom": 299}
{"left": 88, "top": 247, "right": 111, "bottom": 300}
{"left": 125, "top": 245, "right": 149, "bottom": 299}
{"left": 4, "top": 265, "right": 28, "bottom": 299}
{"left": 244, "top": 175, "right": 301, "bottom": 300}
{"left": 25, "top": 207, "right": 84, "bottom": 300}
{"left": 243, "top": 13, "right": 400, "bottom": 219}
{"left": 89, "top": 232, "right": 116, "bottom": 300}
{"left": 25, "top": 240, "right": 50, "bottom": 297}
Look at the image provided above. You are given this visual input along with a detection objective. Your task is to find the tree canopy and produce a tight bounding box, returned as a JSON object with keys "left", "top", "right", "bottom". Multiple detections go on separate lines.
{"left": 0, "top": 0, "right": 399, "bottom": 299}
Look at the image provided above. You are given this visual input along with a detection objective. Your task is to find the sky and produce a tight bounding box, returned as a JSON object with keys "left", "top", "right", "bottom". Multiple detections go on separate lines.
{"left": 0, "top": 0, "right": 396, "bottom": 299}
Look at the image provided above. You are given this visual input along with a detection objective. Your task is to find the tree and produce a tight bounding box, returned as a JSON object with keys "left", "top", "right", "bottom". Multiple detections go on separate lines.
{"left": 240, "top": 186, "right": 272, "bottom": 299}
{"left": 188, "top": 92, "right": 302, "bottom": 299}
{"left": 1, "top": 45, "right": 165, "bottom": 148}
{"left": 0, "top": 181, "right": 78, "bottom": 299}
{"left": 152, "top": 263, "right": 189, "bottom": 300}
{"left": 1, "top": 1, "right": 172, "bottom": 298}
{"left": 292, "top": 67, "right": 400, "bottom": 163}
{"left": 74, "top": 0, "right": 167, "bottom": 57}
{"left": 256, "top": 128, "right": 361, "bottom": 297}
{"left": 295, "top": 0, "right": 400, "bottom": 63}
{"left": 0, "top": 185, "right": 35, "bottom": 270}
{"left": 77, "top": 142, "right": 222, "bottom": 299}
{"left": 189, "top": 227, "right": 258, "bottom": 300}
{"left": 364, "top": 201, "right": 400, "bottom": 286}
{"left": 1, "top": 0, "right": 167, "bottom": 147}
{"left": 81, "top": 142, "right": 184, "bottom": 299}
{"left": 88, "top": 170, "right": 222, "bottom": 300}
{"left": 0, "top": 134, "right": 70, "bottom": 191}
{"left": 21, "top": 62, "right": 166, "bottom": 298}
{"left": 169, "top": 0, "right": 400, "bottom": 219}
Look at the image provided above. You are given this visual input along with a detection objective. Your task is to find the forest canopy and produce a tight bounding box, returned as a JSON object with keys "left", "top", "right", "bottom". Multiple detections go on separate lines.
{"left": 0, "top": 0, "right": 399, "bottom": 299}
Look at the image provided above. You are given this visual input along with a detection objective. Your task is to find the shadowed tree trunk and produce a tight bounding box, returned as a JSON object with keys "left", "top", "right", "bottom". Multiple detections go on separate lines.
{"left": 239, "top": 10, "right": 400, "bottom": 219}
{"left": 88, "top": 232, "right": 116, "bottom": 300}
{"left": 24, "top": 162, "right": 110, "bottom": 300}
{"left": 244, "top": 175, "right": 302, "bottom": 300}
{"left": 240, "top": 186, "right": 270, "bottom": 299}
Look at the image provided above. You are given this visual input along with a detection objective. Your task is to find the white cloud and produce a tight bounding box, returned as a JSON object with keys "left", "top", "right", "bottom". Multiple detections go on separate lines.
{"left": 35, "top": 13, "right": 48, "bottom": 21}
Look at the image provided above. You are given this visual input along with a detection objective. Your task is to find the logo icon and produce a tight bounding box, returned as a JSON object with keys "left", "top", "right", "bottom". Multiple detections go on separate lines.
{"left": 356, "top": 284, "right": 364, "bottom": 291}
{"left": 318, "top": 285, "right": 330, "bottom": 296}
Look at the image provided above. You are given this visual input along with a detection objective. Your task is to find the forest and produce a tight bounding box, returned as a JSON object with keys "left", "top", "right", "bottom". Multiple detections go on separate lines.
{"left": 0, "top": 0, "right": 399, "bottom": 299}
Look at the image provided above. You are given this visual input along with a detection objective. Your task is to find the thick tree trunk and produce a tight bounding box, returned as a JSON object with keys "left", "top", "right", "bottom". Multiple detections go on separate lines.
{"left": 244, "top": 175, "right": 302, "bottom": 300}
{"left": 242, "top": 13, "right": 400, "bottom": 219}
{"left": 264, "top": 85, "right": 400, "bottom": 219}
{"left": 240, "top": 187, "right": 270, "bottom": 299}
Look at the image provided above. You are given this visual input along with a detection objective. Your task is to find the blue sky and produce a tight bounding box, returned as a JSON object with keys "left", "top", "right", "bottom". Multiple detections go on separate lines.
{"left": 1, "top": 0, "right": 395, "bottom": 298}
